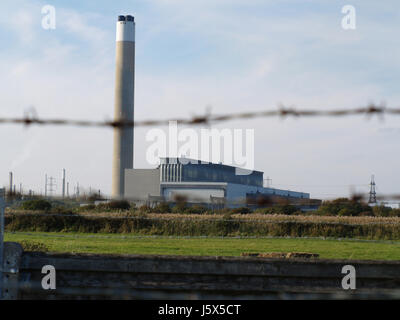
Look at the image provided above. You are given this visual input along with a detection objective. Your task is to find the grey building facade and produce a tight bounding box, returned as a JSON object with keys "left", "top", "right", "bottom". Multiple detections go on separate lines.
{"left": 159, "top": 157, "right": 263, "bottom": 187}
{"left": 124, "top": 157, "right": 311, "bottom": 208}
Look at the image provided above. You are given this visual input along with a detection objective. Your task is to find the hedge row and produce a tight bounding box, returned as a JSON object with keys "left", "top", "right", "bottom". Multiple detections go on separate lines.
{"left": 5, "top": 214, "right": 400, "bottom": 240}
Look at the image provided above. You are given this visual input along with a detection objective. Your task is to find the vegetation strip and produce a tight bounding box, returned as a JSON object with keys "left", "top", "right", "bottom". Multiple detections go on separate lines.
{"left": 5, "top": 213, "right": 400, "bottom": 240}
{"left": 5, "top": 231, "right": 400, "bottom": 260}
{"left": 7, "top": 231, "right": 400, "bottom": 244}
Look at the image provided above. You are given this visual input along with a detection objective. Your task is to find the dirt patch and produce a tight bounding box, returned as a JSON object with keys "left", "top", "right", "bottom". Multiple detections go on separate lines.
{"left": 241, "top": 252, "right": 319, "bottom": 259}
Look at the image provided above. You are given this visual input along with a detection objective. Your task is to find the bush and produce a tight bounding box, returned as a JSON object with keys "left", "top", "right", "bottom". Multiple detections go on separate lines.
{"left": 96, "top": 200, "right": 131, "bottom": 211}
{"left": 338, "top": 208, "right": 358, "bottom": 217}
{"left": 373, "top": 205, "right": 392, "bottom": 217}
{"left": 222, "top": 212, "right": 233, "bottom": 220}
{"left": 51, "top": 206, "right": 74, "bottom": 215}
{"left": 20, "top": 240, "right": 49, "bottom": 252}
{"left": 171, "top": 203, "right": 186, "bottom": 214}
{"left": 390, "top": 209, "right": 400, "bottom": 217}
{"left": 171, "top": 199, "right": 187, "bottom": 213}
{"left": 138, "top": 205, "right": 152, "bottom": 213}
{"left": 77, "top": 204, "right": 96, "bottom": 212}
{"left": 20, "top": 199, "right": 52, "bottom": 211}
{"left": 107, "top": 200, "right": 131, "bottom": 210}
{"left": 253, "top": 207, "right": 275, "bottom": 215}
{"left": 153, "top": 203, "right": 171, "bottom": 213}
{"left": 358, "top": 211, "right": 374, "bottom": 217}
{"left": 87, "top": 192, "right": 103, "bottom": 203}
{"left": 254, "top": 205, "right": 299, "bottom": 215}
{"left": 316, "top": 198, "right": 372, "bottom": 216}
{"left": 279, "top": 205, "right": 299, "bottom": 215}
{"left": 184, "top": 205, "right": 208, "bottom": 214}
{"left": 229, "top": 207, "right": 251, "bottom": 214}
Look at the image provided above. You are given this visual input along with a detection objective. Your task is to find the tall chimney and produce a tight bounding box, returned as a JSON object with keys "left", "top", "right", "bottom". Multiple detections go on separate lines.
{"left": 62, "top": 168, "right": 66, "bottom": 199}
{"left": 9, "top": 172, "right": 13, "bottom": 195}
{"left": 112, "top": 14, "right": 135, "bottom": 199}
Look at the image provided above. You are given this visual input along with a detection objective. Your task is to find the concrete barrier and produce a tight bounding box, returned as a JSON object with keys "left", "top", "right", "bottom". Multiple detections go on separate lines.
{"left": 3, "top": 242, "right": 400, "bottom": 299}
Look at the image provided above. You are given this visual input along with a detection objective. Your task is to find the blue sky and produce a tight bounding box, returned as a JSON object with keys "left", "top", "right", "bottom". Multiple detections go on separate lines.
{"left": 1, "top": 0, "right": 399, "bottom": 199}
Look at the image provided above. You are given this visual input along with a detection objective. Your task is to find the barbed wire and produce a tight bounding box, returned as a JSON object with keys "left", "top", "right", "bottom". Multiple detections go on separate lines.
{"left": 1, "top": 103, "right": 399, "bottom": 128}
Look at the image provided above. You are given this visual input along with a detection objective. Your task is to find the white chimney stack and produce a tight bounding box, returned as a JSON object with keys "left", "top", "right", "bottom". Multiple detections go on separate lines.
{"left": 112, "top": 15, "right": 135, "bottom": 199}
{"left": 9, "top": 172, "right": 13, "bottom": 194}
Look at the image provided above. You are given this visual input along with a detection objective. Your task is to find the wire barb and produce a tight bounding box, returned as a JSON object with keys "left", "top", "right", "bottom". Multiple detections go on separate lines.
{"left": 0, "top": 103, "right": 398, "bottom": 128}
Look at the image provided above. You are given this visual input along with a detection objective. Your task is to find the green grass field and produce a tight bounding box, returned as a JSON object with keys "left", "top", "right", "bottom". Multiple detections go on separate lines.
{"left": 5, "top": 231, "right": 400, "bottom": 260}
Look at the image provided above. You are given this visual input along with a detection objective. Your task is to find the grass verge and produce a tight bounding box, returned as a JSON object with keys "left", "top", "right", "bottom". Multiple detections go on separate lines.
{"left": 5, "top": 231, "right": 400, "bottom": 260}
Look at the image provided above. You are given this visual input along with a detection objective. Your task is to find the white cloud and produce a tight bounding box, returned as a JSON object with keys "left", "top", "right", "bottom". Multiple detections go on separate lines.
{"left": 59, "top": 9, "right": 111, "bottom": 45}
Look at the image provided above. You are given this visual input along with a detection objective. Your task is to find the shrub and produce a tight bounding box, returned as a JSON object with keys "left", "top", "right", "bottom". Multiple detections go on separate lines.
{"left": 171, "top": 198, "right": 187, "bottom": 213}
{"left": 316, "top": 198, "right": 372, "bottom": 216}
{"left": 358, "top": 211, "right": 374, "bottom": 217}
{"left": 230, "top": 207, "right": 252, "bottom": 214}
{"left": 51, "top": 206, "right": 74, "bottom": 214}
{"left": 20, "top": 199, "right": 52, "bottom": 211}
{"left": 87, "top": 192, "right": 103, "bottom": 203}
{"left": 184, "top": 205, "right": 208, "bottom": 214}
{"left": 390, "top": 209, "right": 400, "bottom": 217}
{"left": 153, "top": 203, "right": 171, "bottom": 213}
{"left": 373, "top": 205, "right": 392, "bottom": 217}
{"left": 253, "top": 207, "right": 275, "bottom": 215}
{"left": 20, "top": 240, "right": 49, "bottom": 252}
{"left": 171, "top": 203, "right": 186, "bottom": 213}
{"left": 223, "top": 212, "right": 233, "bottom": 220}
{"left": 214, "top": 208, "right": 232, "bottom": 215}
{"left": 77, "top": 204, "right": 96, "bottom": 212}
{"left": 279, "top": 205, "right": 299, "bottom": 215}
{"left": 138, "top": 205, "right": 152, "bottom": 213}
{"left": 96, "top": 200, "right": 131, "bottom": 211}
{"left": 254, "top": 205, "right": 299, "bottom": 215}
{"left": 107, "top": 200, "right": 131, "bottom": 210}
{"left": 338, "top": 208, "right": 358, "bottom": 216}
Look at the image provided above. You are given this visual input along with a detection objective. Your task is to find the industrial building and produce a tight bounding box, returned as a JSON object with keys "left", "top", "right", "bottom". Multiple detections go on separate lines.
{"left": 111, "top": 15, "right": 317, "bottom": 209}
{"left": 124, "top": 157, "right": 315, "bottom": 208}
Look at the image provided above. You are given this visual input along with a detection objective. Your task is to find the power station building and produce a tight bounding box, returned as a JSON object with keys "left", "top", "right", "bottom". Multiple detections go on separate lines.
{"left": 112, "top": 15, "right": 317, "bottom": 208}
{"left": 124, "top": 157, "right": 312, "bottom": 208}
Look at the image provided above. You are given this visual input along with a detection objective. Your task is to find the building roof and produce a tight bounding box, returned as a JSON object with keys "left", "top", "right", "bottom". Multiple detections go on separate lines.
{"left": 159, "top": 157, "right": 263, "bottom": 175}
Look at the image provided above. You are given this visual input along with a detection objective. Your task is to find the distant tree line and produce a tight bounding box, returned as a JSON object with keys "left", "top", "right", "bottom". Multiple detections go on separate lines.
{"left": 13, "top": 197, "right": 400, "bottom": 217}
